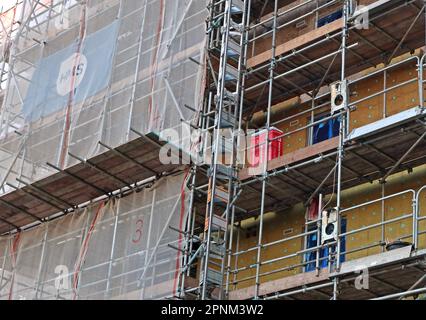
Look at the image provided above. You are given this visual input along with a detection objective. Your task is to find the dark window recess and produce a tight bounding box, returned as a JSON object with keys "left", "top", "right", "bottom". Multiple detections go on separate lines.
{"left": 189, "top": 241, "right": 201, "bottom": 279}
{"left": 305, "top": 218, "right": 346, "bottom": 272}
{"left": 312, "top": 115, "right": 341, "bottom": 144}
{"left": 245, "top": 226, "right": 257, "bottom": 238}
{"left": 317, "top": 9, "right": 343, "bottom": 28}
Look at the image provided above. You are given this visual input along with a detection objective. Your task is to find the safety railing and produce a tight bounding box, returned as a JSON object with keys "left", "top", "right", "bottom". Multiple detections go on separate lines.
{"left": 415, "top": 185, "right": 426, "bottom": 250}
{"left": 339, "top": 189, "right": 417, "bottom": 261}
{"left": 248, "top": 0, "right": 341, "bottom": 38}
{"left": 240, "top": 54, "right": 424, "bottom": 176}
{"left": 247, "top": 0, "right": 344, "bottom": 72}
{"left": 227, "top": 185, "right": 425, "bottom": 293}
{"left": 347, "top": 55, "right": 421, "bottom": 131}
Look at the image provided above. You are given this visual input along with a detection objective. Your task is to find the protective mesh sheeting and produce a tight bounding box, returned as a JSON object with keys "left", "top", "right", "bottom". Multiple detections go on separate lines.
{"left": 0, "top": 172, "right": 190, "bottom": 300}
{"left": 1, "top": 3, "right": 19, "bottom": 59}
{"left": 0, "top": 0, "right": 206, "bottom": 194}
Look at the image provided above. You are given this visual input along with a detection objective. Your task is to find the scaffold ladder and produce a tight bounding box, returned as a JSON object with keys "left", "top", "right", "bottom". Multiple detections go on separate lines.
{"left": 199, "top": 0, "right": 248, "bottom": 300}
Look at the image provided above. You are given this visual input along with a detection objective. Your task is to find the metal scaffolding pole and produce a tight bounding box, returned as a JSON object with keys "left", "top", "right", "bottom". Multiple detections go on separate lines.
{"left": 254, "top": 0, "right": 278, "bottom": 300}
{"left": 179, "top": 168, "right": 196, "bottom": 298}
{"left": 201, "top": 0, "right": 248, "bottom": 300}
{"left": 201, "top": 0, "right": 233, "bottom": 300}
{"left": 333, "top": 1, "right": 350, "bottom": 301}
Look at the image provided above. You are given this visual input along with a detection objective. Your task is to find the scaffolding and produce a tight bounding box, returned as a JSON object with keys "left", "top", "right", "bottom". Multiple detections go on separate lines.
{"left": 0, "top": 172, "right": 191, "bottom": 300}
{"left": 0, "top": 0, "right": 207, "bottom": 300}
{"left": 1, "top": 0, "right": 426, "bottom": 301}
{"left": 183, "top": 0, "right": 426, "bottom": 300}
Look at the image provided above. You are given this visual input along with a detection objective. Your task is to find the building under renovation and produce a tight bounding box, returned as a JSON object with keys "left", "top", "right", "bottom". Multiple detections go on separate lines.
{"left": 0, "top": 0, "right": 426, "bottom": 300}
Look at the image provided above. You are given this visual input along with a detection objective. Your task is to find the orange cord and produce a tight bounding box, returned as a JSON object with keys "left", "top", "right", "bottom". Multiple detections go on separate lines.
{"left": 8, "top": 232, "right": 21, "bottom": 300}
{"left": 72, "top": 202, "right": 105, "bottom": 300}
{"left": 172, "top": 168, "right": 190, "bottom": 295}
